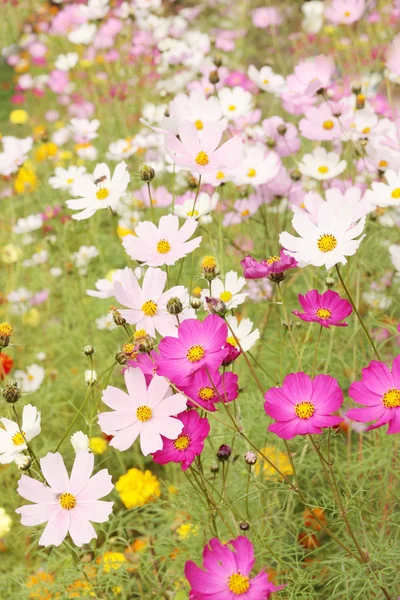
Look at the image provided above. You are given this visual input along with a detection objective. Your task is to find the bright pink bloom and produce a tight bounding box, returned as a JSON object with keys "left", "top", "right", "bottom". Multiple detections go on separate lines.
{"left": 264, "top": 372, "right": 343, "bottom": 439}
{"left": 157, "top": 315, "right": 229, "bottom": 385}
{"left": 286, "top": 55, "right": 335, "bottom": 96}
{"left": 152, "top": 410, "right": 210, "bottom": 471}
{"left": 346, "top": 357, "right": 400, "bottom": 434}
{"left": 241, "top": 249, "right": 297, "bottom": 281}
{"left": 185, "top": 536, "right": 284, "bottom": 599}
{"left": 16, "top": 451, "right": 113, "bottom": 547}
{"left": 98, "top": 368, "right": 187, "bottom": 455}
{"left": 179, "top": 367, "right": 238, "bottom": 411}
{"left": 325, "top": 0, "right": 365, "bottom": 24}
{"left": 293, "top": 290, "right": 352, "bottom": 328}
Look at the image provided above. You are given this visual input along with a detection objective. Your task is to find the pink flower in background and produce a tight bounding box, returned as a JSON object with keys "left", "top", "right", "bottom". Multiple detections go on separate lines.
{"left": 386, "top": 34, "right": 400, "bottom": 77}
{"left": 293, "top": 290, "right": 352, "bottom": 328}
{"left": 287, "top": 55, "right": 335, "bottom": 96}
{"left": 185, "top": 536, "right": 285, "bottom": 599}
{"left": 325, "top": 0, "right": 365, "bottom": 24}
{"left": 241, "top": 249, "right": 297, "bottom": 280}
{"left": 152, "top": 410, "right": 210, "bottom": 471}
{"left": 299, "top": 103, "right": 344, "bottom": 141}
{"left": 346, "top": 357, "right": 400, "bottom": 434}
{"left": 262, "top": 116, "right": 301, "bottom": 157}
{"left": 99, "top": 368, "right": 187, "bottom": 455}
{"left": 16, "top": 451, "right": 113, "bottom": 547}
{"left": 48, "top": 70, "right": 69, "bottom": 94}
{"left": 179, "top": 367, "right": 238, "bottom": 411}
{"left": 264, "top": 372, "right": 343, "bottom": 439}
{"left": 251, "top": 7, "right": 283, "bottom": 28}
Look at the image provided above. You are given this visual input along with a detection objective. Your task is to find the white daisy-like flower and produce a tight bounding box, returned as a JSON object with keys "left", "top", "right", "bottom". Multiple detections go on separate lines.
{"left": 389, "top": 244, "right": 400, "bottom": 272}
{"left": 14, "top": 365, "right": 45, "bottom": 394}
{"left": 248, "top": 65, "right": 286, "bottom": 96}
{"left": 55, "top": 52, "right": 79, "bottom": 71}
{"left": 13, "top": 214, "right": 43, "bottom": 234}
{"left": 0, "top": 404, "right": 41, "bottom": 464}
{"left": 66, "top": 162, "right": 130, "bottom": 220}
{"left": 72, "top": 245, "right": 99, "bottom": 269}
{"left": 96, "top": 314, "right": 117, "bottom": 331}
{"left": 174, "top": 192, "right": 219, "bottom": 224}
{"left": 225, "top": 315, "right": 260, "bottom": 352}
{"left": 67, "top": 23, "right": 97, "bottom": 45}
{"left": 69, "top": 118, "right": 100, "bottom": 142}
{"left": 299, "top": 147, "right": 347, "bottom": 180}
{"left": 202, "top": 271, "right": 248, "bottom": 310}
{"left": 161, "top": 90, "right": 225, "bottom": 135}
{"left": 234, "top": 146, "right": 281, "bottom": 186}
{"left": 48, "top": 166, "right": 87, "bottom": 191}
{"left": 218, "top": 86, "right": 253, "bottom": 121}
{"left": 280, "top": 201, "right": 365, "bottom": 269}
{"left": 364, "top": 169, "right": 400, "bottom": 208}
{"left": 106, "top": 138, "right": 138, "bottom": 161}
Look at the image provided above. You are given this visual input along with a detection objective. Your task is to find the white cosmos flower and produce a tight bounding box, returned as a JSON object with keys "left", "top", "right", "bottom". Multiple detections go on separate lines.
{"left": 96, "top": 314, "right": 117, "bottom": 331}
{"left": 69, "top": 118, "right": 100, "bottom": 142}
{"left": 87, "top": 268, "right": 140, "bottom": 299}
{"left": 301, "top": 1, "right": 324, "bottom": 33}
{"left": 248, "top": 65, "right": 286, "bottom": 96}
{"left": 13, "top": 214, "right": 43, "bottom": 234}
{"left": 0, "top": 136, "right": 33, "bottom": 176}
{"left": 299, "top": 147, "right": 347, "bottom": 180}
{"left": 66, "top": 162, "right": 130, "bottom": 220}
{"left": 218, "top": 86, "right": 253, "bottom": 121}
{"left": 280, "top": 201, "right": 366, "bottom": 269}
{"left": 0, "top": 404, "right": 41, "bottom": 464}
{"left": 70, "top": 431, "right": 90, "bottom": 453}
{"left": 14, "top": 365, "right": 45, "bottom": 394}
{"left": 225, "top": 315, "right": 260, "bottom": 352}
{"left": 174, "top": 192, "right": 219, "bottom": 224}
{"left": 160, "top": 90, "right": 225, "bottom": 135}
{"left": 202, "top": 271, "right": 248, "bottom": 310}
{"left": 55, "top": 52, "right": 79, "bottom": 71}
{"left": 364, "top": 169, "right": 400, "bottom": 208}
{"left": 389, "top": 244, "right": 400, "bottom": 272}
{"left": 48, "top": 166, "right": 87, "bottom": 191}
{"left": 68, "top": 23, "right": 97, "bottom": 45}
{"left": 234, "top": 146, "right": 281, "bottom": 186}
{"left": 106, "top": 138, "right": 137, "bottom": 161}
{"left": 79, "top": 0, "right": 109, "bottom": 19}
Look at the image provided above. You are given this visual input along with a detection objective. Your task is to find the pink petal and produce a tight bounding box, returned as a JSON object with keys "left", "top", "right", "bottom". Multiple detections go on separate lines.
{"left": 16, "top": 503, "right": 59, "bottom": 526}
{"left": 77, "top": 469, "right": 114, "bottom": 501}
{"left": 17, "top": 475, "right": 57, "bottom": 504}
{"left": 283, "top": 372, "right": 313, "bottom": 403}
{"left": 69, "top": 451, "right": 94, "bottom": 496}
{"left": 229, "top": 536, "right": 255, "bottom": 574}
{"left": 75, "top": 500, "right": 113, "bottom": 523}
{"left": 109, "top": 421, "right": 142, "bottom": 451}
{"left": 124, "top": 367, "right": 147, "bottom": 400}
{"left": 40, "top": 452, "right": 70, "bottom": 493}
{"left": 39, "top": 510, "right": 69, "bottom": 547}
{"left": 69, "top": 510, "right": 97, "bottom": 547}
{"left": 154, "top": 393, "right": 187, "bottom": 417}
{"left": 139, "top": 428, "right": 163, "bottom": 455}
{"left": 362, "top": 361, "right": 394, "bottom": 395}
{"left": 147, "top": 374, "right": 171, "bottom": 409}
{"left": 156, "top": 415, "right": 184, "bottom": 440}
{"left": 98, "top": 411, "right": 137, "bottom": 433}
{"left": 101, "top": 385, "right": 131, "bottom": 411}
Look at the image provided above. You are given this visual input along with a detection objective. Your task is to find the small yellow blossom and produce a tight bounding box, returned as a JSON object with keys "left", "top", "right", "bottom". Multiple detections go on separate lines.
{"left": 96, "top": 551, "right": 126, "bottom": 573}
{"left": 0, "top": 507, "right": 12, "bottom": 537}
{"left": 254, "top": 446, "right": 294, "bottom": 480}
{"left": 34, "top": 142, "right": 58, "bottom": 162}
{"left": 22, "top": 308, "right": 40, "bottom": 328}
{"left": 1, "top": 244, "right": 22, "bottom": 264}
{"left": 89, "top": 436, "right": 108, "bottom": 454}
{"left": 9, "top": 109, "right": 29, "bottom": 125}
{"left": 14, "top": 162, "right": 38, "bottom": 194}
{"left": 116, "top": 468, "right": 161, "bottom": 509}
{"left": 176, "top": 523, "right": 199, "bottom": 540}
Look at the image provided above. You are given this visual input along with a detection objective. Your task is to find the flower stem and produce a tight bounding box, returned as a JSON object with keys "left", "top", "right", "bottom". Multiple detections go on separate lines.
{"left": 277, "top": 282, "right": 303, "bottom": 370}
{"left": 312, "top": 326, "right": 323, "bottom": 378}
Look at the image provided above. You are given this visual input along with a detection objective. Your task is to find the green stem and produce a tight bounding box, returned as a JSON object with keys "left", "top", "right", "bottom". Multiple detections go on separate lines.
{"left": 312, "top": 326, "right": 323, "bottom": 378}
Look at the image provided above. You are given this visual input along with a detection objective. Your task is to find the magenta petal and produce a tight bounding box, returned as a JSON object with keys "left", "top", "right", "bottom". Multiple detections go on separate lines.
{"left": 361, "top": 361, "right": 394, "bottom": 395}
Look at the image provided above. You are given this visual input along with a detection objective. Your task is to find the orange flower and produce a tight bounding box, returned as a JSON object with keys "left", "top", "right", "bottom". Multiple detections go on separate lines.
{"left": 298, "top": 531, "right": 320, "bottom": 550}
{"left": 0, "top": 353, "right": 13, "bottom": 380}
{"left": 303, "top": 507, "right": 326, "bottom": 531}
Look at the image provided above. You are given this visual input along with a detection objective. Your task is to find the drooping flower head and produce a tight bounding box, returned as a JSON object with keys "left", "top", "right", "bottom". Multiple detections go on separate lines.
{"left": 185, "top": 535, "right": 285, "bottom": 599}
{"left": 346, "top": 356, "right": 400, "bottom": 434}
{"left": 179, "top": 367, "right": 238, "bottom": 411}
{"left": 241, "top": 249, "right": 297, "bottom": 282}
{"left": 293, "top": 289, "right": 352, "bottom": 328}
{"left": 264, "top": 372, "right": 343, "bottom": 439}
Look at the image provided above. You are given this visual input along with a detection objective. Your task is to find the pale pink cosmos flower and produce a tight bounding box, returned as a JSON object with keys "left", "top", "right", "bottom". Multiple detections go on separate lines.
{"left": 299, "top": 103, "right": 345, "bottom": 141}
{"left": 123, "top": 214, "right": 202, "bottom": 267}
{"left": 114, "top": 266, "right": 195, "bottom": 338}
{"left": 286, "top": 55, "right": 335, "bottom": 96}
{"left": 387, "top": 34, "right": 400, "bottom": 77}
{"left": 325, "top": 0, "right": 365, "bottom": 24}
{"left": 166, "top": 122, "right": 243, "bottom": 176}
{"left": 251, "top": 6, "right": 283, "bottom": 28}
{"left": 98, "top": 367, "right": 187, "bottom": 455}
{"left": 16, "top": 451, "right": 113, "bottom": 547}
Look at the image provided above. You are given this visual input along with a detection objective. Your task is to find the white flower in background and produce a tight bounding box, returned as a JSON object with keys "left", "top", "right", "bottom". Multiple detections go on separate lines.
{"left": 50, "top": 267, "right": 62, "bottom": 278}
{"left": 299, "top": 147, "right": 347, "bottom": 180}
{"left": 362, "top": 290, "right": 391, "bottom": 310}
{"left": 0, "top": 136, "right": 33, "bottom": 177}
{"left": 85, "top": 369, "right": 98, "bottom": 385}
{"left": 142, "top": 102, "right": 168, "bottom": 125}
{"left": 48, "top": 166, "right": 87, "bottom": 191}
{"left": 87, "top": 267, "right": 141, "bottom": 299}
{"left": 202, "top": 271, "right": 248, "bottom": 310}
{"left": 72, "top": 245, "right": 99, "bottom": 272}
{"left": 67, "top": 162, "right": 130, "bottom": 220}
{"left": 280, "top": 202, "right": 365, "bottom": 269}
{"left": 160, "top": 90, "right": 225, "bottom": 135}
{"left": 301, "top": 1, "right": 324, "bottom": 33}
{"left": 0, "top": 404, "right": 41, "bottom": 464}
{"left": 36, "top": 352, "right": 46, "bottom": 361}
{"left": 364, "top": 169, "right": 400, "bottom": 208}
{"left": 13, "top": 214, "right": 43, "bottom": 235}
{"left": 174, "top": 192, "right": 219, "bottom": 224}
{"left": 7, "top": 288, "right": 32, "bottom": 315}
{"left": 389, "top": 244, "right": 400, "bottom": 272}
{"left": 55, "top": 52, "right": 79, "bottom": 71}
{"left": 22, "top": 250, "right": 48, "bottom": 268}
{"left": 234, "top": 146, "right": 281, "bottom": 186}
{"left": 71, "top": 431, "right": 90, "bottom": 453}
{"left": 14, "top": 365, "right": 45, "bottom": 394}
{"left": 106, "top": 138, "right": 137, "bottom": 161}
{"left": 225, "top": 315, "right": 260, "bottom": 352}
{"left": 79, "top": 0, "right": 109, "bottom": 19}
{"left": 0, "top": 508, "right": 12, "bottom": 537}
{"left": 68, "top": 23, "right": 97, "bottom": 45}
{"left": 75, "top": 144, "right": 98, "bottom": 161}
{"left": 96, "top": 313, "right": 117, "bottom": 331}
{"left": 248, "top": 65, "right": 286, "bottom": 96}
{"left": 52, "top": 127, "right": 71, "bottom": 146}
{"left": 69, "top": 118, "right": 100, "bottom": 142}
{"left": 218, "top": 86, "right": 253, "bottom": 121}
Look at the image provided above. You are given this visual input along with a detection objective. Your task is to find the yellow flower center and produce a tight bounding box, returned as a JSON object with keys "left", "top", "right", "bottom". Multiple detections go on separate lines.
{"left": 173, "top": 434, "right": 190, "bottom": 451}
{"left": 198, "top": 386, "right": 216, "bottom": 400}
{"left": 317, "top": 234, "right": 337, "bottom": 253}
{"left": 156, "top": 239, "right": 171, "bottom": 254}
{"left": 141, "top": 300, "right": 158, "bottom": 317}
{"left": 195, "top": 151, "right": 209, "bottom": 166}
{"left": 262, "top": 78, "right": 269, "bottom": 84}
{"left": 136, "top": 405, "right": 153, "bottom": 422}
{"left": 267, "top": 255, "right": 280, "bottom": 264}
{"left": 12, "top": 431, "right": 26, "bottom": 446}
{"left": 382, "top": 388, "right": 400, "bottom": 408}
{"left": 316, "top": 308, "right": 332, "bottom": 320}
{"left": 228, "top": 105, "right": 237, "bottom": 111}
{"left": 391, "top": 188, "right": 400, "bottom": 199}
{"left": 247, "top": 168, "right": 257, "bottom": 177}
{"left": 96, "top": 188, "right": 109, "bottom": 200}
{"left": 0, "top": 322, "right": 13, "bottom": 337}
{"left": 186, "top": 210, "right": 199, "bottom": 217}
{"left": 362, "top": 127, "right": 370, "bottom": 135}
{"left": 133, "top": 329, "right": 147, "bottom": 341}
{"left": 220, "top": 291, "right": 233, "bottom": 302}
{"left": 201, "top": 256, "right": 217, "bottom": 270}
{"left": 241, "top": 209, "right": 250, "bottom": 217}
{"left": 59, "top": 492, "right": 76, "bottom": 510}
{"left": 66, "top": 178, "right": 74, "bottom": 184}
{"left": 194, "top": 119, "right": 203, "bottom": 130}
{"left": 186, "top": 345, "right": 205, "bottom": 363}
{"left": 379, "top": 160, "right": 388, "bottom": 168}
{"left": 226, "top": 336, "right": 238, "bottom": 347}
{"left": 323, "top": 120, "right": 334, "bottom": 130}
{"left": 317, "top": 165, "right": 329, "bottom": 174}
{"left": 295, "top": 401, "right": 315, "bottom": 419}
{"left": 227, "top": 573, "right": 250, "bottom": 595}
{"left": 122, "top": 342, "right": 136, "bottom": 356}
{"left": 344, "top": 10, "right": 351, "bottom": 16}
{"left": 216, "top": 171, "right": 225, "bottom": 180}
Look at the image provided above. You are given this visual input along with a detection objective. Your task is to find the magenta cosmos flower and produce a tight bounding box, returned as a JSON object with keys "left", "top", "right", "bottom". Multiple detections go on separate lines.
{"left": 156, "top": 315, "right": 229, "bottom": 385}
{"left": 185, "top": 535, "right": 284, "bottom": 599}
{"left": 293, "top": 289, "right": 352, "bottom": 328}
{"left": 346, "top": 357, "right": 400, "bottom": 434}
{"left": 166, "top": 121, "right": 243, "bottom": 176}
{"left": 264, "top": 372, "right": 343, "bottom": 439}
{"left": 98, "top": 367, "right": 187, "bottom": 455}
{"left": 152, "top": 409, "right": 210, "bottom": 471}
{"left": 179, "top": 367, "right": 238, "bottom": 411}
{"left": 241, "top": 249, "right": 297, "bottom": 282}
{"left": 16, "top": 451, "right": 113, "bottom": 547}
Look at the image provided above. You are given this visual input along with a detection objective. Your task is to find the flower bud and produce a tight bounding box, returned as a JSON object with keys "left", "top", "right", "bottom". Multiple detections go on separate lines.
{"left": 266, "top": 137, "right": 276, "bottom": 149}
{"left": 290, "top": 169, "right": 301, "bottom": 181}
{"left": 213, "top": 55, "right": 223, "bottom": 68}
{"left": 134, "top": 330, "right": 153, "bottom": 353}
{"left": 115, "top": 351, "right": 128, "bottom": 365}
{"left": 210, "top": 462, "right": 220, "bottom": 474}
{"left": 83, "top": 345, "right": 95, "bottom": 356}
{"left": 84, "top": 369, "right": 98, "bottom": 385}
{"left": 205, "top": 296, "right": 227, "bottom": 318}
{"left": 187, "top": 174, "right": 199, "bottom": 190}
{"left": 3, "top": 380, "right": 21, "bottom": 404}
{"left": 110, "top": 307, "right": 126, "bottom": 326}
{"left": 122, "top": 342, "right": 137, "bottom": 359}
{"left": 15, "top": 455, "right": 32, "bottom": 470}
{"left": 239, "top": 521, "right": 250, "bottom": 531}
{"left": 190, "top": 297, "right": 202, "bottom": 310}
{"left": 71, "top": 431, "right": 90, "bottom": 453}
{"left": 325, "top": 277, "right": 335, "bottom": 289}
{"left": 201, "top": 255, "right": 218, "bottom": 280}
{"left": 351, "top": 81, "right": 362, "bottom": 95}
{"left": 277, "top": 124, "right": 287, "bottom": 135}
{"left": 217, "top": 444, "right": 231, "bottom": 461}
{"left": 209, "top": 70, "right": 220, "bottom": 85}
{"left": 167, "top": 297, "right": 183, "bottom": 315}
{"left": 138, "top": 164, "right": 155, "bottom": 182}
{"left": 245, "top": 451, "right": 257, "bottom": 466}
{"left": 0, "top": 322, "right": 13, "bottom": 348}
{"left": 356, "top": 93, "right": 365, "bottom": 110}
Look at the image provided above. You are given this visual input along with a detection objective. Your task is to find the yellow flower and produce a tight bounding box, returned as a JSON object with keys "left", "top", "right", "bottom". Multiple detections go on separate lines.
{"left": 116, "top": 468, "right": 160, "bottom": 509}
{"left": 117, "top": 224, "right": 134, "bottom": 238}
{"left": 96, "top": 551, "right": 126, "bottom": 573}
{"left": 34, "top": 142, "right": 58, "bottom": 162}
{"left": 89, "top": 436, "right": 108, "bottom": 454}
{"left": 1, "top": 244, "right": 22, "bottom": 264}
{"left": 9, "top": 109, "right": 29, "bottom": 124}
{"left": 0, "top": 507, "right": 12, "bottom": 537}
{"left": 14, "top": 162, "right": 38, "bottom": 194}
{"left": 26, "top": 571, "right": 55, "bottom": 600}
{"left": 254, "top": 446, "right": 293, "bottom": 480}
{"left": 22, "top": 308, "right": 40, "bottom": 328}
{"left": 176, "top": 523, "right": 199, "bottom": 540}
{"left": 67, "top": 579, "right": 95, "bottom": 598}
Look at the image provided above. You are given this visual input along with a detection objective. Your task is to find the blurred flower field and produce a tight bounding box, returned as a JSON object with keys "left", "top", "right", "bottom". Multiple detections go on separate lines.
{"left": 0, "top": 0, "right": 400, "bottom": 598}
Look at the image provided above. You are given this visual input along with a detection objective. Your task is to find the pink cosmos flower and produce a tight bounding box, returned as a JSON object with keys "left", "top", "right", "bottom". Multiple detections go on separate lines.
{"left": 152, "top": 409, "right": 210, "bottom": 471}
{"left": 48, "top": 70, "right": 69, "bottom": 95}
{"left": 157, "top": 315, "right": 229, "bottom": 385}
{"left": 179, "top": 367, "right": 238, "bottom": 411}
{"left": 98, "top": 367, "right": 187, "bottom": 455}
{"left": 325, "top": 0, "right": 365, "bottom": 24}
{"left": 185, "top": 535, "right": 284, "bottom": 599}
{"left": 286, "top": 55, "right": 335, "bottom": 96}
{"left": 264, "top": 372, "right": 343, "bottom": 439}
{"left": 293, "top": 290, "right": 352, "bottom": 328}
{"left": 251, "top": 7, "right": 283, "bottom": 28}
{"left": 299, "top": 103, "right": 344, "bottom": 141}
{"left": 262, "top": 116, "right": 300, "bottom": 157}
{"left": 114, "top": 267, "right": 195, "bottom": 338}
{"left": 387, "top": 34, "right": 400, "bottom": 77}
{"left": 16, "top": 451, "right": 113, "bottom": 547}
{"left": 241, "top": 249, "right": 297, "bottom": 281}
{"left": 123, "top": 214, "right": 202, "bottom": 267}
{"left": 345, "top": 357, "right": 400, "bottom": 434}
{"left": 166, "top": 122, "right": 243, "bottom": 176}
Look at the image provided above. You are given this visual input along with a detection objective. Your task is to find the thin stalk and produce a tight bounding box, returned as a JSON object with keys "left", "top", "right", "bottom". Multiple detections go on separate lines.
{"left": 312, "top": 326, "right": 323, "bottom": 378}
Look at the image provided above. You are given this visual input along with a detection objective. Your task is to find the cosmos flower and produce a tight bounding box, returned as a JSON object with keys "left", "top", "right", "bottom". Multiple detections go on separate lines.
{"left": 234, "top": 146, "right": 281, "bottom": 187}
{"left": 248, "top": 65, "right": 286, "bottom": 96}
{"left": 202, "top": 271, "right": 247, "bottom": 310}
{"left": 14, "top": 364, "right": 45, "bottom": 393}
{"left": 179, "top": 367, "right": 239, "bottom": 411}
{"left": 293, "top": 290, "right": 352, "bottom": 328}
{"left": 364, "top": 169, "right": 400, "bottom": 208}
{"left": 298, "top": 147, "right": 346, "bottom": 180}
{"left": 0, "top": 404, "right": 41, "bottom": 464}
{"left": 264, "top": 372, "right": 343, "bottom": 439}
{"left": 325, "top": 0, "right": 365, "bottom": 24}
{"left": 16, "top": 451, "right": 113, "bottom": 547}
{"left": 241, "top": 250, "right": 298, "bottom": 281}
{"left": 218, "top": 86, "right": 253, "bottom": 121}
{"left": 286, "top": 54, "right": 335, "bottom": 96}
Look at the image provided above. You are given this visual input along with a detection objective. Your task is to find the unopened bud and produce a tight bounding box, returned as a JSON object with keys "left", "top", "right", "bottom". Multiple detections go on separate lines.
{"left": 239, "top": 521, "right": 250, "bottom": 531}
{"left": 205, "top": 296, "right": 227, "bottom": 317}
{"left": 290, "top": 169, "right": 301, "bottom": 181}
{"left": 351, "top": 82, "right": 362, "bottom": 95}
{"left": 116, "top": 351, "right": 128, "bottom": 365}
{"left": 0, "top": 322, "right": 13, "bottom": 348}
{"left": 277, "top": 124, "right": 287, "bottom": 135}
{"left": 110, "top": 307, "right": 126, "bottom": 326}
{"left": 138, "top": 164, "right": 155, "bottom": 182}
{"left": 269, "top": 272, "right": 286, "bottom": 283}
{"left": 217, "top": 444, "right": 231, "bottom": 461}
{"left": 71, "top": 431, "right": 90, "bottom": 453}
{"left": 213, "top": 55, "right": 223, "bottom": 68}
{"left": 190, "top": 297, "right": 202, "bottom": 310}
{"left": 3, "top": 381, "right": 21, "bottom": 404}
{"left": 266, "top": 137, "right": 276, "bottom": 149}
{"left": 210, "top": 462, "right": 220, "bottom": 474}
{"left": 325, "top": 277, "right": 335, "bottom": 289}
{"left": 245, "top": 451, "right": 257, "bottom": 466}
{"left": 83, "top": 345, "right": 95, "bottom": 356}
{"left": 15, "top": 455, "right": 32, "bottom": 470}
{"left": 201, "top": 256, "right": 218, "bottom": 280}
{"left": 356, "top": 94, "right": 365, "bottom": 110}
{"left": 187, "top": 175, "right": 199, "bottom": 190}
{"left": 166, "top": 297, "right": 183, "bottom": 315}
{"left": 135, "top": 331, "right": 153, "bottom": 353}
{"left": 209, "top": 70, "right": 220, "bottom": 85}
{"left": 84, "top": 369, "right": 98, "bottom": 385}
